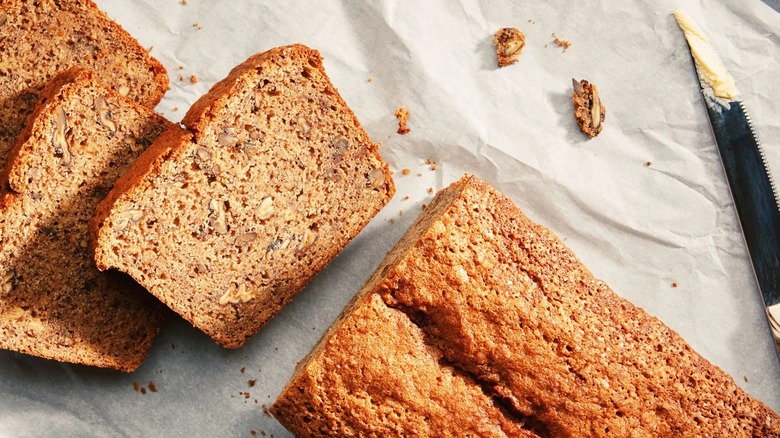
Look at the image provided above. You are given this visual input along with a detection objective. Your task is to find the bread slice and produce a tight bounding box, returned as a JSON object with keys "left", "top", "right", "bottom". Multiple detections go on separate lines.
{"left": 91, "top": 44, "right": 395, "bottom": 348}
{"left": 271, "top": 175, "right": 780, "bottom": 436}
{"left": 0, "top": 0, "right": 168, "bottom": 172}
{"left": 0, "top": 68, "right": 170, "bottom": 371}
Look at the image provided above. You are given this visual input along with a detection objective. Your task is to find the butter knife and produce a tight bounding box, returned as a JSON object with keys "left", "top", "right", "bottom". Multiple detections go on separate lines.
{"left": 674, "top": 10, "right": 780, "bottom": 357}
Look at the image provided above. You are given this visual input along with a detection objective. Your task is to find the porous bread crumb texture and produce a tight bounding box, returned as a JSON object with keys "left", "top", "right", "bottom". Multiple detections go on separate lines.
{"left": 572, "top": 78, "right": 605, "bottom": 138}
{"left": 494, "top": 27, "right": 526, "bottom": 68}
{"left": 0, "top": 0, "right": 168, "bottom": 172}
{"left": 0, "top": 68, "right": 169, "bottom": 371}
{"left": 272, "top": 175, "right": 780, "bottom": 437}
{"left": 92, "top": 45, "right": 395, "bottom": 348}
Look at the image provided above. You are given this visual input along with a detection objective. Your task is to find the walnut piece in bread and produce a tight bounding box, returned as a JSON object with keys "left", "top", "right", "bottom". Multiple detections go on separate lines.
{"left": 0, "top": 68, "right": 170, "bottom": 371}
{"left": 91, "top": 45, "right": 395, "bottom": 348}
{"left": 272, "top": 175, "right": 779, "bottom": 436}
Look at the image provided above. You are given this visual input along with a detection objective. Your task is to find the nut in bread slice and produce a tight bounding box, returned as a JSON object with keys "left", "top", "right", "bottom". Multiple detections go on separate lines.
{"left": 91, "top": 45, "right": 395, "bottom": 348}
{"left": 0, "top": 68, "right": 171, "bottom": 371}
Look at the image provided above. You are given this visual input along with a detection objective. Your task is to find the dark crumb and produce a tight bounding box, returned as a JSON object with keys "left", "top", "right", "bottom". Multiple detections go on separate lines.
{"left": 251, "top": 430, "right": 257, "bottom": 436}
{"left": 645, "top": 161, "right": 652, "bottom": 167}
{"left": 424, "top": 159, "right": 439, "bottom": 171}
{"left": 262, "top": 404, "right": 272, "bottom": 417}
{"left": 181, "top": 0, "right": 187, "bottom": 4}
{"left": 389, "top": 217, "right": 396, "bottom": 224}
{"left": 672, "top": 282, "right": 679, "bottom": 288}
{"left": 140, "top": 387, "right": 147, "bottom": 395}
{"left": 240, "top": 367, "right": 246, "bottom": 373}
{"left": 132, "top": 381, "right": 140, "bottom": 392}
{"left": 428, "top": 187, "right": 434, "bottom": 193}
{"left": 527, "top": 19, "right": 535, "bottom": 24}
{"left": 248, "top": 379, "right": 256, "bottom": 387}
{"left": 552, "top": 33, "right": 571, "bottom": 51}
{"left": 493, "top": 27, "right": 526, "bottom": 67}
{"left": 399, "top": 210, "right": 404, "bottom": 216}
{"left": 401, "top": 168, "right": 411, "bottom": 175}
{"left": 395, "top": 107, "right": 411, "bottom": 135}
{"left": 193, "top": 22, "right": 203, "bottom": 30}
{"left": 572, "top": 78, "right": 605, "bottom": 138}
{"left": 261, "top": 431, "right": 267, "bottom": 436}
{"left": 744, "top": 375, "right": 749, "bottom": 382}
{"left": 402, "top": 196, "right": 409, "bottom": 201}
{"left": 178, "top": 75, "right": 184, "bottom": 82}
{"left": 422, "top": 203, "right": 427, "bottom": 210}
{"left": 367, "top": 77, "right": 373, "bottom": 83}
{"left": 149, "top": 381, "right": 157, "bottom": 393}
{"left": 190, "top": 74, "right": 199, "bottom": 84}
{"left": 178, "top": 65, "right": 184, "bottom": 70}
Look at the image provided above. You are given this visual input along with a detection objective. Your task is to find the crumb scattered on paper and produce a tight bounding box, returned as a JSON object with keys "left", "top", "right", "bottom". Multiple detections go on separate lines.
{"left": 645, "top": 161, "right": 653, "bottom": 167}
{"left": 190, "top": 74, "right": 199, "bottom": 84}
{"left": 672, "top": 281, "right": 679, "bottom": 288}
{"left": 149, "top": 381, "right": 157, "bottom": 393}
{"left": 193, "top": 22, "right": 203, "bottom": 30}
{"left": 493, "top": 27, "right": 526, "bottom": 67}
{"left": 401, "top": 168, "right": 411, "bottom": 175}
{"left": 395, "top": 107, "right": 411, "bottom": 134}
{"left": 553, "top": 33, "right": 571, "bottom": 51}
{"left": 367, "top": 77, "right": 373, "bottom": 83}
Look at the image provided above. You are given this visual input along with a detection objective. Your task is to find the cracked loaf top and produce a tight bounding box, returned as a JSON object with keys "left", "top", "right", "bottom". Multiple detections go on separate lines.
{"left": 271, "top": 174, "right": 780, "bottom": 437}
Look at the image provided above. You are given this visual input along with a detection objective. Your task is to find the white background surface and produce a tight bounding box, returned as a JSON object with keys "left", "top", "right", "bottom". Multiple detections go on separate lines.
{"left": 1, "top": 0, "right": 779, "bottom": 436}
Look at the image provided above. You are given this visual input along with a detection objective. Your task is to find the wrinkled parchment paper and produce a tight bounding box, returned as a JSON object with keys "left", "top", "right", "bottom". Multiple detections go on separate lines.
{"left": 2, "top": 0, "right": 779, "bottom": 436}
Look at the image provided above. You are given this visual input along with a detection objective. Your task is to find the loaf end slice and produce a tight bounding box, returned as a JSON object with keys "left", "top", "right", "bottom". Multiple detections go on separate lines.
{"left": 91, "top": 44, "right": 395, "bottom": 348}
{"left": 0, "top": 68, "right": 170, "bottom": 371}
{"left": 0, "top": 0, "right": 168, "bottom": 171}
{"left": 272, "top": 175, "right": 780, "bottom": 436}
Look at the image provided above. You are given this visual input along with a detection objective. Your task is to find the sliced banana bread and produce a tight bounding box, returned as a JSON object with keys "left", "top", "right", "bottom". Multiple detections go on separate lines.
{"left": 271, "top": 175, "right": 779, "bottom": 437}
{"left": 0, "top": 68, "right": 171, "bottom": 371}
{"left": 91, "top": 44, "right": 395, "bottom": 348}
{"left": 0, "top": 0, "right": 168, "bottom": 171}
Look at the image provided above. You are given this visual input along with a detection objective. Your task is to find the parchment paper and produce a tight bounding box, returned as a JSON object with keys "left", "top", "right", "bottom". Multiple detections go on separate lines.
{"left": 1, "top": 0, "right": 779, "bottom": 436}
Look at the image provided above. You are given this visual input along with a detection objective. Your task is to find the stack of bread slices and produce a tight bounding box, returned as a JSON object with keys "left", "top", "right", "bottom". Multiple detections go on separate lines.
{"left": 0, "top": 0, "right": 394, "bottom": 370}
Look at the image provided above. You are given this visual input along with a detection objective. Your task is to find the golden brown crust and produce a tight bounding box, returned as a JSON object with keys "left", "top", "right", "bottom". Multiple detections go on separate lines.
{"left": 0, "top": 0, "right": 168, "bottom": 172}
{"left": 273, "top": 175, "right": 780, "bottom": 436}
{"left": 0, "top": 68, "right": 169, "bottom": 370}
{"left": 92, "top": 44, "right": 395, "bottom": 348}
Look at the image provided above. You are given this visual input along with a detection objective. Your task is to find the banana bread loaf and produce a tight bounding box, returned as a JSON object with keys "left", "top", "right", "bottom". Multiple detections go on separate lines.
{"left": 271, "top": 175, "right": 780, "bottom": 437}
{"left": 90, "top": 44, "right": 395, "bottom": 348}
{"left": 0, "top": 0, "right": 168, "bottom": 172}
{"left": 0, "top": 68, "right": 170, "bottom": 370}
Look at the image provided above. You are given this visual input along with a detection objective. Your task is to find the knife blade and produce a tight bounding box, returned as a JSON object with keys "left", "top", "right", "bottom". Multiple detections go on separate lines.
{"left": 674, "top": 10, "right": 780, "bottom": 357}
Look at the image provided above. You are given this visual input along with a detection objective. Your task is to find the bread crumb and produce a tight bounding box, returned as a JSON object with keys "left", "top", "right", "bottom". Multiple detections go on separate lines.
{"left": 132, "top": 381, "right": 140, "bottom": 392}
{"left": 240, "top": 367, "right": 246, "bottom": 373}
{"left": 493, "top": 27, "right": 526, "bottom": 67}
{"left": 248, "top": 379, "right": 256, "bottom": 387}
{"left": 672, "top": 281, "right": 679, "bottom": 288}
{"left": 172, "top": 106, "right": 179, "bottom": 113}
{"left": 389, "top": 217, "right": 396, "bottom": 224}
{"left": 401, "top": 168, "right": 411, "bottom": 175}
{"left": 402, "top": 196, "right": 409, "bottom": 201}
{"left": 149, "top": 381, "right": 157, "bottom": 392}
{"left": 193, "top": 22, "right": 202, "bottom": 30}
{"left": 572, "top": 78, "right": 605, "bottom": 138}
{"left": 178, "top": 75, "right": 184, "bottom": 82}
{"left": 367, "top": 77, "right": 373, "bottom": 83}
{"left": 181, "top": 0, "right": 187, "bottom": 4}
{"left": 395, "top": 107, "right": 411, "bottom": 135}
{"left": 190, "top": 74, "right": 199, "bottom": 84}
{"left": 262, "top": 404, "right": 272, "bottom": 417}
{"left": 645, "top": 161, "right": 652, "bottom": 167}
{"left": 428, "top": 187, "right": 434, "bottom": 193}
{"left": 178, "top": 65, "right": 184, "bottom": 70}
{"left": 140, "top": 387, "right": 147, "bottom": 395}
{"left": 417, "top": 172, "right": 423, "bottom": 177}
{"left": 399, "top": 210, "right": 404, "bottom": 216}
{"left": 744, "top": 375, "right": 749, "bottom": 382}
{"left": 251, "top": 431, "right": 257, "bottom": 436}
{"left": 553, "top": 33, "right": 571, "bottom": 51}
{"left": 422, "top": 203, "right": 427, "bottom": 210}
